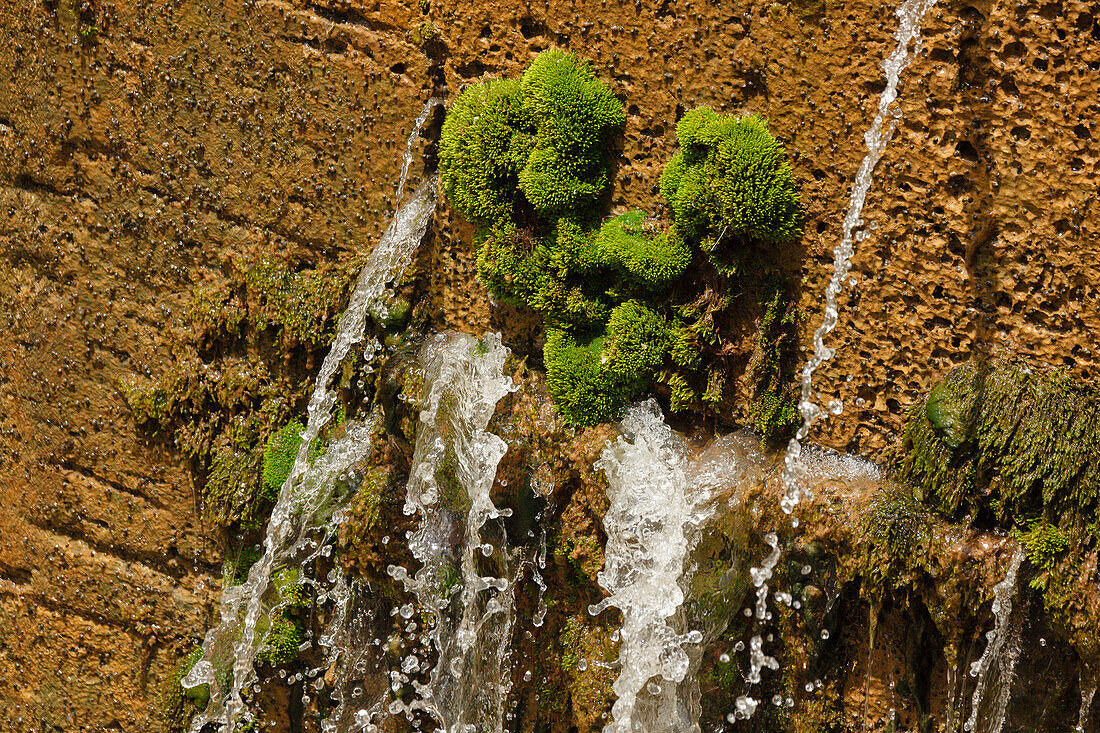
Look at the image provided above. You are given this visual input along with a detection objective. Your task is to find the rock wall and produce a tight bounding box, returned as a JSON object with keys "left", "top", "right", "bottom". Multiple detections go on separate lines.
{"left": 0, "top": 0, "right": 1097, "bottom": 728}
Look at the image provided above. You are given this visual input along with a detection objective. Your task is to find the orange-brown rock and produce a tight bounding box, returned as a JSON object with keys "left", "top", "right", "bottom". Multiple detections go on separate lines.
{"left": 2, "top": 0, "right": 1098, "bottom": 728}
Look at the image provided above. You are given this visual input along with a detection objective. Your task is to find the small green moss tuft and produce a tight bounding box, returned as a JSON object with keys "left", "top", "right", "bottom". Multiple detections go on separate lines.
{"left": 1016, "top": 520, "right": 1072, "bottom": 589}
{"left": 594, "top": 210, "right": 690, "bottom": 289}
{"left": 256, "top": 614, "right": 303, "bottom": 667}
{"left": 544, "top": 301, "right": 671, "bottom": 426}
{"left": 746, "top": 283, "right": 800, "bottom": 445}
{"left": 660, "top": 109, "right": 801, "bottom": 275}
{"left": 516, "top": 50, "right": 626, "bottom": 217}
{"left": 439, "top": 78, "right": 533, "bottom": 227}
{"left": 410, "top": 20, "right": 440, "bottom": 49}
{"left": 159, "top": 647, "right": 208, "bottom": 732}
{"left": 262, "top": 420, "right": 304, "bottom": 497}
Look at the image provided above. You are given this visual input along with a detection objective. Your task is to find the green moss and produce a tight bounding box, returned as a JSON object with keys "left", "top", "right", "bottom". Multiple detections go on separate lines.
{"left": 159, "top": 647, "right": 207, "bottom": 733}
{"left": 342, "top": 466, "right": 388, "bottom": 548}
{"left": 476, "top": 220, "right": 609, "bottom": 329}
{"left": 410, "top": 20, "right": 440, "bottom": 48}
{"left": 898, "top": 358, "right": 1100, "bottom": 525}
{"left": 1016, "top": 520, "right": 1072, "bottom": 589}
{"left": 223, "top": 544, "right": 263, "bottom": 586}
{"left": 245, "top": 259, "right": 347, "bottom": 349}
{"left": 273, "top": 567, "right": 310, "bottom": 608}
{"left": 204, "top": 438, "right": 265, "bottom": 530}
{"left": 439, "top": 77, "right": 533, "bottom": 227}
{"left": 594, "top": 210, "right": 690, "bottom": 289}
{"left": 516, "top": 50, "right": 626, "bottom": 217}
{"left": 747, "top": 283, "right": 800, "bottom": 445}
{"left": 660, "top": 108, "right": 801, "bottom": 275}
{"left": 262, "top": 420, "right": 304, "bottom": 497}
{"left": 439, "top": 55, "right": 803, "bottom": 428}
{"left": 861, "top": 487, "right": 933, "bottom": 600}
{"left": 544, "top": 301, "right": 671, "bottom": 426}
{"left": 256, "top": 614, "right": 303, "bottom": 666}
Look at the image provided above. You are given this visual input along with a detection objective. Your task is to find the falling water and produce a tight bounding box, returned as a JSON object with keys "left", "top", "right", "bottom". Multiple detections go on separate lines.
{"left": 964, "top": 549, "right": 1026, "bottom": 733}
{"left": 592, "top": 400, "right": 755, "bottom": 732}
{"left": 731, "top": 0, "right": 938, "bottom": 719}
{"left": 387, "top": 331, "right": 518, "bottom": 733}
{"left": 181, "top": 98, "right": 441, "bottom": 731}
{"left": 781, "top": 0, "right": 938, "bottom": 514}
{"left": 1078, "top": 684, "right": 1097, "bottom": 733}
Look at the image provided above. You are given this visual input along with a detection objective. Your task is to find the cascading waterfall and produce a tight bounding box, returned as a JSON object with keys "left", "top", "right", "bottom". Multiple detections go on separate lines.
{"left": 592, "top": 400, "right": 757, "bottom": 732}
{"left": 963, "top": 549, "right": 1027, "bottom": 733}
{"left": 734, "top": 0, "right": 939, "bottom": 719}
{"left": 386, "top": 331, "right": 518, "bottom": 733}
{"left": 181, "top": 97, "right": 441, "bottom": 731}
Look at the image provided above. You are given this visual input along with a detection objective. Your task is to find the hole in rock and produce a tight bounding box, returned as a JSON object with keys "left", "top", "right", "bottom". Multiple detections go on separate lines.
{"left": 954, "top": 140, "right": 979, "bottom": 162}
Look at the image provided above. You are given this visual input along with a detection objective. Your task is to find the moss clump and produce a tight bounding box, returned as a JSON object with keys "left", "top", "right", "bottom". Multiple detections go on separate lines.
{"left": 159, "top": 647, "right": 208, "bottom": 732}
{"left": 898, "top": 358, "right": 1100, "bottom": 524}
{"left": 594, "top": 210, "right": 691, "bottom": 289}
{"left": 1016, "top": 520, "right": 1072, "bottom": 589}
{"left": 476, "top": 219, "right": 609, "bottom": 330}
{"left": 439, "top": 77, "right": 533, "bottom": 227}
{"left": 660, "top": 108, "right": 801, "bottom": 276}
{"left": 441, "top": 52, "right": 802, "bottom": 427}
{"left": 262, "top": 420, "right": 304, "bottom": 497}
{"left": 544, "top": 301, "right": 672, "bottom": 426}
{"left": 898, "top": 358, "right": 1100, "bottom": 656}
{"left": 516, "top": 50, "right": 627, "bottom": 217}
{"left": 746, "top": 282, "right": 800, "bottom": 446}
{"left": 256, "top": 614, "right": 303, "bottom": 666}
{"left": 861, "top": 488, "right": 934, "bottom": 600}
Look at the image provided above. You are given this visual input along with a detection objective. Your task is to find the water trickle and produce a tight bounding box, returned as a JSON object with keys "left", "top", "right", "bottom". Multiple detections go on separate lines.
{"left": 781, "top": 0, "right": 938, "bottom": 515}
{"left": 181, "top": 98, "right": 441, "bottom": 732}
{"left": 964, "top": 549, "right": 1026, "bottom": 733}
{"left": 1078, "top": 684, "right": 1097, "bottom": 733}
{"left": 387, "top": 331, "right": 518, "bottom": 733}
{"left": 729, "top": 0, "right": 937, "bottom": 720}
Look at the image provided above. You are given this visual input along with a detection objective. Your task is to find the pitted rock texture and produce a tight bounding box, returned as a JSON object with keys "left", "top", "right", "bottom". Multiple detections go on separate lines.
{"left": 0, "top": 0, "right": 1097, "bottom": 728}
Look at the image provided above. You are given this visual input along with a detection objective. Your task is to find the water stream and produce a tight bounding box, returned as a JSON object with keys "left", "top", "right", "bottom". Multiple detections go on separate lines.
{"left": 592, "top": 401, "right": 778, "bottom": 732}
{"left": 386, "top": 331, "right": 518, "bottom": 733}
{"left": 181, "top": 98, "right": 441, "bottom": 731}
{"left": 733, "top": 0, "right": 939, "bottom": 718}
{"left": 964, "top": 549, "right": 1027, "bottom": 733}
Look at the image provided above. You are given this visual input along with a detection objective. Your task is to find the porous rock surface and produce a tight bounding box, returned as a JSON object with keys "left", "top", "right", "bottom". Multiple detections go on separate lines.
{"left": 0, "top": 0, "right": 1096, "bottom": 728}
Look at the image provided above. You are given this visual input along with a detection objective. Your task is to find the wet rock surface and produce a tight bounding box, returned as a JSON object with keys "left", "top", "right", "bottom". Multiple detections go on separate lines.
{"left": 1, "top": 0, "right": 1098, "bottom": 728}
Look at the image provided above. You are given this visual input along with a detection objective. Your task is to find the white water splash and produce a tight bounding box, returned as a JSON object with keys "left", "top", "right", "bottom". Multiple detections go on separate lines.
{"left": 592, "top": 400, "right": 744, "bottom": 733}
{"left": 182, "top": 98, "right": 441, "bottom": 731}
{"left": 780, "top": 0, "right": 937, "bottom": 515}
{"left": 387, "top": 331, "right": 518, "bottom": 733}
{"left": 1078, "top": 683, "right": 1097, "bottom": 733}
{"left": 964, "top": 549, "right": 1026, "bottom": 733}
